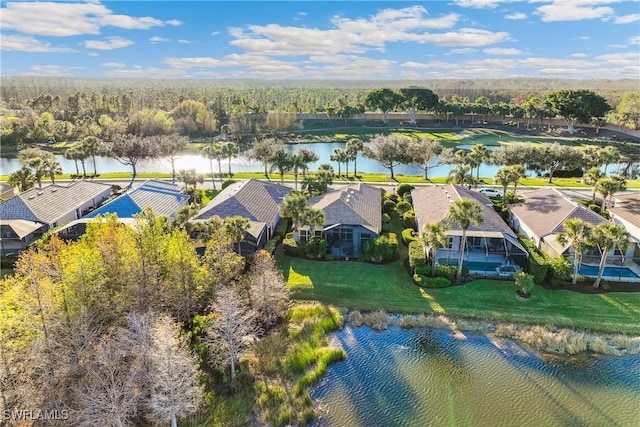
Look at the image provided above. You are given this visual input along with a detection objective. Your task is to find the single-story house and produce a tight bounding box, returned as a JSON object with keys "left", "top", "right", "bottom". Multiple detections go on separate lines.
{"left": 55, "top": 217, "right": 137, "bottom": 241}
{"left": 412, "top": 184, "right": 528, "bottom": 274}
{"left": 0, "top": 181, "right": 112, "bottom": 230}
{"left": 0, "top": 219, "right": 45, "bottom": 258}
{"left": 190, "top": 179, "right": 291, "bottom": 255}
{"left": 509, "top": 188, "right": 612, "bottom": 260}
{"left": 0, "top": 184, "right": 16, "bottom": 200}
{"left": 301, "top": 183, "right": 382, "bottom": 257}
{"left": 84, "top": 179, "right": 189, "bottom": 220}
{"left": 609, "top": 192, "right": 640, "bottom": 266}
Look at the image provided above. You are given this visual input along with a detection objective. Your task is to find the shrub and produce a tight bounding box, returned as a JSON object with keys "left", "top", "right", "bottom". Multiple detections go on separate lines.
{"left": 504, "top": 190, "right": 523, "bottom": 204}
{"left": 382, "top": 222, "right": 393, "bottom": 232}
{"left": 396, "top": 183, "right": 415, "bottom": 199}
{"left": 548, "top": 256, "right": 571, "bottom": 287}
{"left": 402, "top": 211, "right": 416, "bottom": 229}
{"left": 414, "top": 274, "right": 451, "bottom": 288}
{"left": 274, "top": 218, "right": 290, "bottom": 239}
{"left": 264, "top": 235, "right": 281, "bottom": 254}
{"left": 408, "top": 241, "right": 426, "bottom": 269}
{"left": 386, "top": 193, "right": 399, "bottom": 203}
{"left": 518, "top": 236, "right": 549, "bottom": 285}
{"left": 383, "top": 199, "right": 396, "bottom": 214}
{"left": 283, "top": 234, "right": 298, "bottom": 256}
{"left": 396, "top": 201, "right": 412, "bottom": 215}
{"left": 382, "top": 213, "right": 391, "bottom": 223}
{"left": 305, "top": 237, "right": 327, "bottom": 260}
{"left": 515, "top": 271, "right": 534, "bottom": 297}
{"left": 363, "top": 234, "right": 396, "bottom": 263}
{"left": 418, "top": 265, "right": 467, "bottom": 280}
{"left": 401, "top": 228, "right": 417, "bottom": 245}
{"left": 221, "top": 179, "right": 237, "bottom": 189}
{"left": 385, "top": 232, "right": 398, "bottom": 256}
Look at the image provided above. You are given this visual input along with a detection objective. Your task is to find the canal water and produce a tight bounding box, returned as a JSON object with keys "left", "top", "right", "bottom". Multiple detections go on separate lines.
{"left": 311, "top": 326, "right": 640, "bottom": 427}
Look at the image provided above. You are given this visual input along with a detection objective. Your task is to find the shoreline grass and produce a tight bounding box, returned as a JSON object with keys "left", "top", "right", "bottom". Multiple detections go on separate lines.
{"left": 278, "top": 254, "right": 640, "bottom": 335}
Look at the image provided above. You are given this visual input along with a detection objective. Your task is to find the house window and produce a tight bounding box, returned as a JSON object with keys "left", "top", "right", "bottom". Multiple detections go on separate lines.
{"left": 314, "top": 230, "right": 322, "bottom": 238}
{"left": 339, "top": 227, "right": 353, "bottom": 242}
{"left": 446, "top": 237, "right": 454, "bottom": 249}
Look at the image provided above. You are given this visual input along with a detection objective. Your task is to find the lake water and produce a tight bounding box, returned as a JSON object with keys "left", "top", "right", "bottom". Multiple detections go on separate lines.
{"left": 0, "top": 142, "right": 502, "bottom": 178}
{"left": 312, "top": 326, "right": 640, "bottom": 427}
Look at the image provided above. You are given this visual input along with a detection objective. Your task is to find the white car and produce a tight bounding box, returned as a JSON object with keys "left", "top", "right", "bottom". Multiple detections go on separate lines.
{"left": 478, "top": 188, "right": 502, "bottom": 197}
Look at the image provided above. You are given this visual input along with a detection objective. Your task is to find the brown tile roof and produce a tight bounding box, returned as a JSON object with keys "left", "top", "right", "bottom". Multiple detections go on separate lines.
{"left": 0, "top": 219, "right": 44, "bottom": 239}
{"left": 306, "top": 183, "right": 382, "bottom": 233}
{"left": 610, "top": 192, "right": 640, "bottom": 228}
{"left": 509, "top": 188, "right": 606, "bottom": 238}
{"left": 412, "top": 184, "right": 514, "bottom": 236}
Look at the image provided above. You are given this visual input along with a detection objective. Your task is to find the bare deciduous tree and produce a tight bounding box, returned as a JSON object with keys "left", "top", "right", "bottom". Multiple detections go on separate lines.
{"left": 247, "top": 250, "right": 290, "bottom": 330}
{"left": 148, "top": 314, "right": 204, "bottom": 427}
{"left": 206, "top": 287, "right": 257, "bottom": 381}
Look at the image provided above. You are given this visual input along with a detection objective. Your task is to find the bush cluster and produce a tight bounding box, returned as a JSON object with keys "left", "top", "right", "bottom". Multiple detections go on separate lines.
{"left": 401, "top": 228, "right": 417, "bottom": 245}
{"left": 402, "top": 210, "right": 416, "bottom": 229}
{"left": 518, "top": 236, "right": 549, "bottom": 284}
{"left": 408, "top": 241, "right": 426, "bottom": 269}
{"left": 413, "top": 274, "right": 451, "bottom": 288}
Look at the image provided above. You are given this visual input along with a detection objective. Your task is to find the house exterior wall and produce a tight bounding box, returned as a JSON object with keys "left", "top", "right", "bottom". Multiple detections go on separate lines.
{"left": 509, "top": 214, "right": 541, "bottom": 246}
{"left": 323, "top": 225, "right": 376, "bottom": 257}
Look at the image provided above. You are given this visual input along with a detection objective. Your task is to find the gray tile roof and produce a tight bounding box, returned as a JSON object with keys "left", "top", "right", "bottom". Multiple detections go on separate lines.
{"left": 193, "top": 179, "right": 291, "bottom": 224}
{"left": 610, "top": 192, "right": 640, "bottom": 228}
{"left": 85, "top": 179, "right": 189, "bottom": 219}
{"left": 0, "top": 181, "right": 112, "bottom": 225}
{"left": 306, "top": 183, "right": 382, "bottom": 233}
{"left": 509, "top": 188, "right": 606, "bottom": 238}
{"left": 412, "top": 184, "right": 514, "bottom": 236}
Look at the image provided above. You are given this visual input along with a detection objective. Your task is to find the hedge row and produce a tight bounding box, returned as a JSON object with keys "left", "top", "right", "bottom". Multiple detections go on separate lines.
{"left": 517, "top": 236, "right": 549, "bottom": 285}
{"left": 408, "top": 241, "right": 426, "bottom": 269}
{"left": 413, "top": 274, "right": 451, "bottom": 288}
{"left": 401, "top": 228, "right": 417, "bottom": 246}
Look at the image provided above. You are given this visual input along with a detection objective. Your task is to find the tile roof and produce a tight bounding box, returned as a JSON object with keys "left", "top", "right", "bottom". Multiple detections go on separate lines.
{"left": 0, "top": 219, "right": 44, "bottom": 239}
{"left": 610, "top": 192, "right": 640, "bottom": 229}
{"left": 0, "top": 181, "right": 112, "bottom": 225}
{"left": 85, "top": 179, "right": 188, "bottom": 219}
{"left": 412, "top": 184, "right": 515, "bottom": 236}
{"left": 306, "top": 183, "right": 382, "bottom": 233}
{"left": 192, "top": 179, "right": 290, "bottom": 224}
{"left": 509, "top": 188, "right": 606, "bottom": 237}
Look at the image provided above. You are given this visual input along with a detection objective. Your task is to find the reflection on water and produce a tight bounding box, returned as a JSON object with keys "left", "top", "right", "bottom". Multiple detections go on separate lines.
{"left": 312, "top": 326, "right": 640, "bottom": 427}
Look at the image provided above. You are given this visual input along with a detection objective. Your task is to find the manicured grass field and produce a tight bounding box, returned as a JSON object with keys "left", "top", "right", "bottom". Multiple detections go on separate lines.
{"left": 278, "top": 254, "right": 640, "bottom": 334}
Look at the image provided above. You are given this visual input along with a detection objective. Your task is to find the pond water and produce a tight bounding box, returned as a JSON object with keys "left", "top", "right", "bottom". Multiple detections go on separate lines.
{"left": 0, "top": 142, "right": 500, "bottom": 178}
{"left": 311, "top": 326, "right": 640, "bottom": 427}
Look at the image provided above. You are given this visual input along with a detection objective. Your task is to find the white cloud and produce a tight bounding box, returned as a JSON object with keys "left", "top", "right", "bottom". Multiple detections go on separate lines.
{"left": 607, "top": 44, "right": 627, "bottom": 48}
{"left": 569, "top": 53, "right": 588, "bottom": 58}
{"left": 87, "top": 52, "right": 98, "bottom": 57}
{"left": 0, "top": 34, "right": 75, "bottom": 52}
{"left": 519, "top": 56, "right": 594, "bottom": 68}
{"left": 25, "top": 65, "right": 82, "bottom": 76}
{"left": 84, "top": 36, "right": 133, "bottom": 50}
{"left": 166, "top": 19, "right": 182, "bottom": 26}
{"left": 594, "top": 51, "right": 640, "bottom": 66}
{"left": 454, "top": 0, "right": 505, "bottom": 8}
{"left": 483, "top": 47, "right": 523, "bottom": 55}
{"left": 210, "top": 31, "right": 220, "bottom": 36}
{"left": 1, "top": 1, "right": 181, "bottom": 37}
{"left": 629, "top": 36, "right": 640, "bottom": 45}
{"left": 534, "top": 1, "right": 618, "bottom": 22}
{"left": 418, "top": 28, "right": 511, "bottom": 46}
{"left": 101, "top": 62, "right": 125, "bottom": 68}
{"left": 613, "top": 13, "right": 640, "bottom": 24}
{"left": 505, "top": 12, "right": 527, "bottom": 20}
{"left": 150, "top": 36, "right": 170, "bottom": 43}
{"left": 446, "top": 48, "right": 477, "bottom": 55}
{"left": 178, "top": 39, "right": 192, "bottom": 44}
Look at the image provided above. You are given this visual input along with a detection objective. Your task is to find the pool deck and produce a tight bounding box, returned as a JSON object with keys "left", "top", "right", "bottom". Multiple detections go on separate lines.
{"left": 435, "top": 249, "right": 516, "bottom": 278}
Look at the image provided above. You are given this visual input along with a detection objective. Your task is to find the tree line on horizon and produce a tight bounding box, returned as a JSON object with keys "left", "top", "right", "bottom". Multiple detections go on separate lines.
{"left": 1, "top": 81, "right": 639, "bottom": 148}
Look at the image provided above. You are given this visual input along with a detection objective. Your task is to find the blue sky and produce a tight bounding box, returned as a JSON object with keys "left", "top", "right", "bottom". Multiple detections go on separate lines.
{"left": 1, "top": 0, "right": 639, "bottom": 79}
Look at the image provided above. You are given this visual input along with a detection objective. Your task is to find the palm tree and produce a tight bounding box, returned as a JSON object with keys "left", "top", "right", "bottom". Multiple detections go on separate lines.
{"left": 44, "top": 157, "right": 62, "bottom": 185}
{"left": 81, "top": 136, "right": 100, "bottom": 176}
{"left": 588, "top": 223, "right": 629, "bottom": 288}
{"left": 420, "top": 222, "right": 450, "bottom": 277}
{"left": 222, "top": 141, "right": 238, "bottom": 177}
{"left": 507, "top": 165, "right": 525, "bottom": 193}
{"left": 64, "top": 147, "right": 80, "bottom": 176}
{"left": 289, "top": 153, "right": 305, "bottom": 191}
{"left": 346, "top": 138, "right": 364, "bottom": 178}
{"left": 280, "top": 193, "right": 308, "bottom": 240}
{"left": 583, "top": 167, "right": 603, "bottom": 203}
{"left": 297, "top": 148, "right": 319, "bottom": 178}
{"left": 201, "top": 144, "right": 220, "bottom": 190}
{"left": 8, "top": 167, "right": 35, "bottom": 192}
{"left": 178, "top": 169, "right": 204, "bottom": 191}
{"left": 600, "top": 146, "right": 620, "bottom": 174}
{"left": 493, "top": 167, "right": 510, "bottom": 198}
{"left": 556, "top": 218, "right": 592, "bottom": 285}
{"left": 224, "top": 216, "right": 250, "bottom": 254}
{"left": 300, "top": 208, "right": 326, "bottom": 239}
{"left": 446, "top": 198, "right": 484, "bottom": 283}
{"left": 447, "top": 165, "right": 473, "bottom": 187}
{"left": 269, "top": 147, "right": 292, "bottom": 183}
{"left": 329, "top": 148, "right": 345, "bottom": 177}
{"left": 469, "top": 144, "right": 489, "bottom": 183}
{"left": 595, "top": 176, "right": 626, "bottom": 209}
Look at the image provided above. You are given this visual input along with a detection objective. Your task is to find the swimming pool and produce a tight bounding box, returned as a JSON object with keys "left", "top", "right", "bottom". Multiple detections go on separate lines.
{"left": 438, "top": 259, "right": 502, "bottom": 271}
{"left": 579, "top": 265, "right": 639, "bottom": 278}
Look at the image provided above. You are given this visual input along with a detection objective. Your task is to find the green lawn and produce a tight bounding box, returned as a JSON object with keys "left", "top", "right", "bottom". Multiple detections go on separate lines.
{"left": 278, "top": 254, "right": 640, "bottom": 334}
